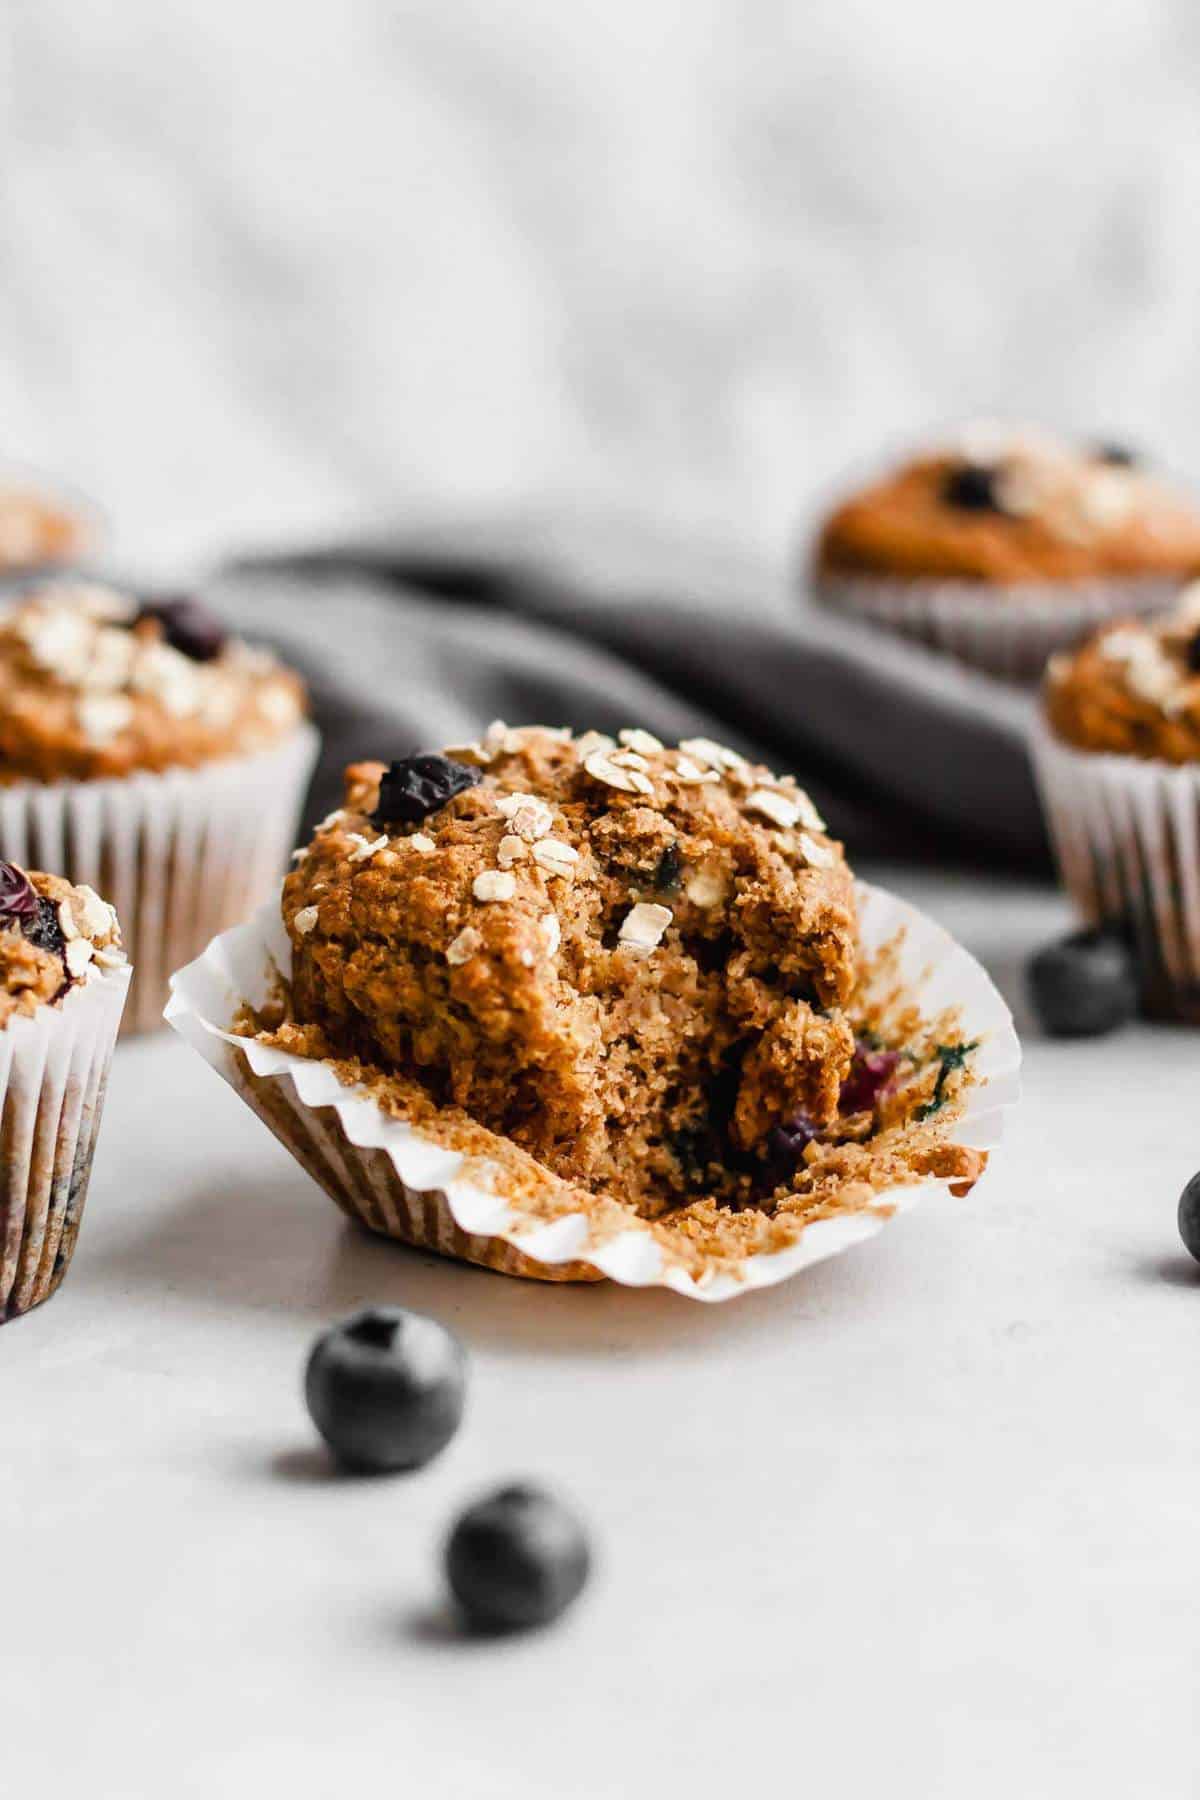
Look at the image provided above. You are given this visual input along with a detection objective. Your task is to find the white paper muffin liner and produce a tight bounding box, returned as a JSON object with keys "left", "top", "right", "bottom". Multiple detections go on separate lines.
{"left": 165, "top": 882, "right": 1020, "bottom": 1303}
{"left": 814, "top": 571, "right": 1180, "bottom": 685}
{"left": 1031, "top": 715, "right": 1200, "bottom": 1018}
{"left": 0, "top": 959, "right": 131, "bottom": 1321}
{"left": 0, "top": 723, "right": 319, "bottom": 1036}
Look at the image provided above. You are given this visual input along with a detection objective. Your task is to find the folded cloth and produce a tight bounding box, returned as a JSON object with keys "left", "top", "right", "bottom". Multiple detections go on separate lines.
{"left": 218, "top": 514, "right": 1047, "bottom": 868}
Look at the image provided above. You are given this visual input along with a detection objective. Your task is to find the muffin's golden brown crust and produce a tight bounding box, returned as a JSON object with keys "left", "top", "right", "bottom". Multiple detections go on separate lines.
{"left": 0, "top": 866, "right": 125, "bottom": 1027}
{"left": 282, "top": 727, "right": 859, "bottom": 1217}
{"left": 0, "top": 582, "right": 306, "bottom": 782}
{"left": 1044, "top": 591, "right": 1200, "bottom": 762}
{"left": 816, "top": 439, "right": 1200, "bottom": 585}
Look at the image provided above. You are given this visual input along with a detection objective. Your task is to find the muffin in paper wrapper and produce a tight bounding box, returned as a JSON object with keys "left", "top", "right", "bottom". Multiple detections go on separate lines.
{"left": 0, "top": 723, "right": 318, "bottom": 1037}
{"left": 1031, "top": 714, "right": 1200, "bottom": 1020}
{"left": 0, "top": 958, "right": 131, "bottom": 1321}
{"left": 166, "top": 883, "right": 1019, "bottom": 1302}
{"left": 814, "top": 571, "right": 1181, "bottom": 686}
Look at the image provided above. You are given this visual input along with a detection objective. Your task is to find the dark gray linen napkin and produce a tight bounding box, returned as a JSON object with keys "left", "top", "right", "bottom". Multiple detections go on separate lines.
{"left": 218, "top": 518, "right": 1046, "bottom": 868}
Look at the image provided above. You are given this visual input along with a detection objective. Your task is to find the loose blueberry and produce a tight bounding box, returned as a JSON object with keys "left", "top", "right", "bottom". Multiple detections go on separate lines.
{"left": 0, "top": 860, "right": 38, "bottom": 927}
{"left": 839, "top": 1041, "right": 900, "bottom": 1114}
{"left": 1178, "top": 1173, "right": 1200, "bottom": 1264}
{"left": 1091, "top": 441, "right": 1139, "bottom": 468}
{"left": 138, "top": 595, "right": 227, "bottom": 662}
{"left": 941, "top": 462, "right": 1003, "bottom": 512}
{"left": 373, "top": 753, "right": 482, "bottom": 827}
{"left": 445, "top": 1484, "right": 591, "bottom": 1633}
{"left": 1027, "top": 928, "right": 1138, "bottom": 1038}
{"left": 304, "top": 1306, "right": 466, "bottom": 1473}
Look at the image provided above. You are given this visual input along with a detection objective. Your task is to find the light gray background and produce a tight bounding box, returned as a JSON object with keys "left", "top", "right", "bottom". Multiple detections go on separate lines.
{"left": 4, "top": 0, "right": 1200, "bottom": 571}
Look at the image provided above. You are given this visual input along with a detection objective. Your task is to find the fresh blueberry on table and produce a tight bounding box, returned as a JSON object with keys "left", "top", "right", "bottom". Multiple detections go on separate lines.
{"left": 1178, "top": 1175, "right": 1200, "bottom": 1265}
{"left": 304, "top": 1306, "right": 466, "bottom": 1473}
{"left": 373, "top": 752, "right": 482, "bottom": 826}
{"left": 1027, "top": 928, "right": 1138, "bottom": 1038}
{"left": 445, "top": 1484, "right": 591, "bottom": 1633}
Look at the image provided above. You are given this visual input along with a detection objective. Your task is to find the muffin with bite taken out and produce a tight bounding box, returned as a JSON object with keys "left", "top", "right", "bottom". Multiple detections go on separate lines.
{"left": 193, "top": 723, "right": 999, "bottom": 1287}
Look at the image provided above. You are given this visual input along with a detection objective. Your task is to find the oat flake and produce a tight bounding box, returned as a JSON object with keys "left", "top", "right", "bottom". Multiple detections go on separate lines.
{"left": 746, "top": 788, "right": 801, "bottom": 830}
{"left": 446, "top": 926, "right": 483, "bottom": 966}
{"left": 619, "top": 901, "right": 673, "bottom": 952}
{"left": 473, "top": 870, "right": 517, "bottom": 902}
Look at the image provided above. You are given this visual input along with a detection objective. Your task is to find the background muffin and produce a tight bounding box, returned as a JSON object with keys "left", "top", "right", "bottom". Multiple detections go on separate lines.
{"left": 812, "top": 429, "right": 1200, "bottom": 682}
{"left": 1033, "top": 589, "right": 1200, "bottom": 1020}
{"left": 0, "top": 478, "right": 92, "bottom": 575}
{"left": 0, "top": 861, "right": 130, "bottom": 1322}
{"left": 0, "top": 580, "right": 318, "bottom": 1032}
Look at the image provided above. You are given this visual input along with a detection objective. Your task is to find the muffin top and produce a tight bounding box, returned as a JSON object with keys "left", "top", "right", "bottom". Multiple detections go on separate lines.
{"left": 0, "top": 861, "right": 125, "bottom": 1026}
{"left": 816, "top": 429, "right": 1200, "bottom": 585}
{"left": 0, "top": 581, "right": 306, "bottom": 782}
{"left": 0, "top": 483, "right": 90, "bottom": 572}
{"left": 281, "top": 724, "right": 860, "bottom": 1218}
{"left": 1044, "top": 587, "right": 1200, "bottom": 762}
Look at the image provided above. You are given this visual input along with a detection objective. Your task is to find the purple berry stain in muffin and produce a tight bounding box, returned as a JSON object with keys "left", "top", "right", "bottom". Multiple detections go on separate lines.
{"left": 839, "top": 1041, "right": 900, "bottom": 1114}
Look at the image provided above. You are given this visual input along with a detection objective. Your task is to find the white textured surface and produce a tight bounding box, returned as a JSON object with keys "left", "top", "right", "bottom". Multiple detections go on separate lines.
{"left": 4, "top": 2, "right": 1200, "bottom": 570}
{"left": 2, "top": 865, "right": 1198, "bottom": 1796}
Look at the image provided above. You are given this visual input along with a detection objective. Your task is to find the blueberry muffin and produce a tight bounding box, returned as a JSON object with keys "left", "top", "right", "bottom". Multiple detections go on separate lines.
{"left": 238, "top": 726, "right": 987, "bottom": 1272}
{"left": 812, "top": 429, "right": 1200, "bottom": 680}
{"left": 1043, "top": 600, "right": 1200, "bottom": 761}
{"left": 0, "top": 580, "right": 318, "bottom": 1032}
{"left": 0, "top": 581, "right": 304, "bottom": 781}
{"left": 1034, "top": 586, "right": 1200, "bottom": 1019}
{"left": 0, "top": 860, "right": 131, "bottom": 1321}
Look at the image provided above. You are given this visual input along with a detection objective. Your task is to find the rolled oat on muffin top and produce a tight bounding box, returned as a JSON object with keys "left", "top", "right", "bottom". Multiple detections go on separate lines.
{"left": 280, "top": 724, "right": 860, "bottom": 1218}
{"left": 0, "top": 581, "right": 306, "bottom": 782}
{"left": 816, "top": 429, "right": 1200, "bottom": 586}
{"left": 1043, "top": 586, "right": 1200, "bottom": 762}
{"left": 0, "top": 860, "right": 125, "bottom": 1026}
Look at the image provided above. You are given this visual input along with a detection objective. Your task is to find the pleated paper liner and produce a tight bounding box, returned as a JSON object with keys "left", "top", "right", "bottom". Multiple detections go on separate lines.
{"left": 814, "top": 571, "right": 1180, "bottom": 685}
{"left": 0, "top": 722, "right": 318, "bottom": 1036}
{"left": 1031, "top": 715, "right": 1200, "bottom": 1021}
{"left": 0, "top": 959, "right": 131, "bottom": 1321}
{"left": 166, "top": 883, "right": 1020, "bottom": 1303}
